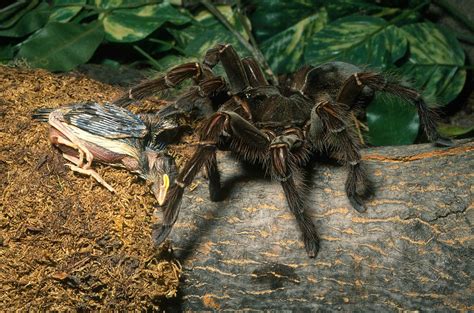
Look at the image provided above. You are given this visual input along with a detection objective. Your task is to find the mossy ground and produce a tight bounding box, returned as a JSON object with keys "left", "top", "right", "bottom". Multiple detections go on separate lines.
{"left": 0, "top": 66, "right": 184, "bottom": 310}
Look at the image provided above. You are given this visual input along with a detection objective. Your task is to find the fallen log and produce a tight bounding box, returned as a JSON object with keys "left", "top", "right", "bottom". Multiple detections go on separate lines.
{"left": 3, "top": 66, "right": 471, "bottom": 310}
{"left": 161, "top": 140, "right": 473, "bottom": 311}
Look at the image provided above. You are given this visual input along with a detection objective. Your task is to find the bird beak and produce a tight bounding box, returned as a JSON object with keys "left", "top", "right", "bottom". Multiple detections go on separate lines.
{"left": 154, "top": 173, "right": 170, "bottom": 206}
{"left": 147, "top": 151, "right": 177, "bottom": 206}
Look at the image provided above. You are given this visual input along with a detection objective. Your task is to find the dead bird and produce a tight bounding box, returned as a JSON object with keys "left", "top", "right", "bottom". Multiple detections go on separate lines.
{"left": 33, "top": 102, "right": 180, "bottom": 205}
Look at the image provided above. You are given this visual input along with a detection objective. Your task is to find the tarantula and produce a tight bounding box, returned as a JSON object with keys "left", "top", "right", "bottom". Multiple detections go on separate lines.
{"left": 114, "top": 44, "right": 451, "bottom": 258}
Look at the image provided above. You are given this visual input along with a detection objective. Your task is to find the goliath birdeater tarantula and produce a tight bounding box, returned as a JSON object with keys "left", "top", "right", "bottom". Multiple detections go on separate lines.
{"left": 114, "top": 44, "right": 451, "bottom": 258}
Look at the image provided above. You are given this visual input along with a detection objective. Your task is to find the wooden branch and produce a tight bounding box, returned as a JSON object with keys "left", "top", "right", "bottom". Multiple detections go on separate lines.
{"left": 161, "top": 140, "right": 473, "bottom": 311}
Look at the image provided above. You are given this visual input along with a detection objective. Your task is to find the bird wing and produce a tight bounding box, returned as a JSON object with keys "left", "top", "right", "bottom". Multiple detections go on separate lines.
{"left": 63, "top": 102, "right": 148, "bottom": 139}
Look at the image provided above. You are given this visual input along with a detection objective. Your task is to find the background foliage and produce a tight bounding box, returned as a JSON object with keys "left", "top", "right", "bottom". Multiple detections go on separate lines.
{"left": 0, "top": 0, "right": 471, "bottom": 145}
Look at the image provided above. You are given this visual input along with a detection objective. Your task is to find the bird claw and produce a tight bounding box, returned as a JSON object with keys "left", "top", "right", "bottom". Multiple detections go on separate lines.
{"left": 84, "top": 150, "right": 94, "bottom": 169}
{"left": 65, "top": 163, "right": 116, "bottom": 193}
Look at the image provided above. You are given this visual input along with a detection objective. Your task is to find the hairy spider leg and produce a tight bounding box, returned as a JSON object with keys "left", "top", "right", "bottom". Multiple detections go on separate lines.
{"left": 154, "top": 44, "right": 266, "bottom": 122}
{"left": 336, "top": 72, "right": 452, "bottom": 146}
{"left": 308, "top": 93, "right": 371, "bottom": 213}
{"left": 152, "top": 111, "right": 270, "bottom": 246}
{"left": 62, "top": 152, "right": 115, "bottom": 193}
{"left": 115, "top": 44, "right": 270, "bottom": 118}
{"left": 154, "top": 109, "right": 320, "bottom": 258}
{"left": 328, "top": 70, "right": 454, "bottom": 209}
{"left": 288, "top": 65, "right": 313, "bottom": 93}
{"left": 241, "top": 57, "right": 270, "bottom": 88}
{"left": 204, "top": 44, "right": 252, "bottom": 95}
{"left": 202, "top": 45, "right": 272, "bottom": 121}
{"left": 158, "top": 76, "right": 228, "bottom": 119}
{"left": 113, "top": 56, "right": 232, "bottom": 120}
{"left": 269, "top": 132, "right": 320, "bottom": 257}
{"left": 49, "top": 110, "right": 94, "bottom": 169}
{"left": 114, "top": 44, "right": 249, "bottom": 108}
{"left": 204, "top": 46, "right": 320, "bottom": 256}
{"left": 113, "top": 62, "right": 206, "bottom": 107}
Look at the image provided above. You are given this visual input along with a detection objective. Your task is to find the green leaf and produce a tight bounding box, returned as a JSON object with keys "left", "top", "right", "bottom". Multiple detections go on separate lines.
{"left": 99, "top": 1, "right": 190, "bottom": 43}
{"left": 0, "top": 44, "right": 14, "bottom": 61}
{"left": 250, "top": 0, "right": 388, "bottom": 41}
{"left": 166, "top": 27, "right": 195, "bottom": 49}
{"left": 148, "top": 38, "right": 181, "bottom": 53}
{"left": 0, "top": 0, "right": 37, "bottom": 29}
{"left": 323, "top": 0, "right": 395, "bottom": 20}
{"left": 251, "top": 0, "right": 317, "bottom": 42}
{"left": 366, "top": 93, "right": 419, "bottom": 146}
{"left": 399, "top": 23, "right": 466, "bottom": 105}
{"left": 0, "top": 2, "right": 50, "bottom": 37}
{"left": 304, "top": 16, "right": 407, "bottom": 69}
{"left": 49, "top": 0, "right": 86, "bottom": 23}
{"left": 437, "top": 123, "right": 474, "bottom": 138}
{"left": 175, "top": 6, "right": 249, "bottom": 58}
{"left": 261, "top": 8, "right": 328, "bottom": 74}
{"left": 101, "top": 58, "right": 121, "bottom": 68}
{"left": 17, "top": 22, "right": 104, "bottom": 71}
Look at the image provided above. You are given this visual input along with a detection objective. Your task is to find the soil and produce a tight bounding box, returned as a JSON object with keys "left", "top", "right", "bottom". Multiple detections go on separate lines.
{"left": 0, "top": 66, "right": 183, "bottom": 311}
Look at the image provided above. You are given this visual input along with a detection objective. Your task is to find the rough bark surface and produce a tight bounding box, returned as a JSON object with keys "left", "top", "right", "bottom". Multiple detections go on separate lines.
{"left": 160, "top": 140, "right": 473, "bottom": 311}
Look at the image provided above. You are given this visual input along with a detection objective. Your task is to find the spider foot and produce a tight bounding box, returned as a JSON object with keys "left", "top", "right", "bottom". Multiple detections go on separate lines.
{"left": 297, "top": 215, "right": 320, "bottom": 258}
{"left": 345, "top": 163, "right": 371, "bottom": 213}
{"left": 435, "top": 136, "right": 454, "bottom": 147}
{"left": 152, "top": 224, "right": 172, "bottom": 247}
{"left": 303, "top": 235, "right": 320, "bottom": 258}
{"left": 348, "top": 195, "right": 367, "bottom": 213}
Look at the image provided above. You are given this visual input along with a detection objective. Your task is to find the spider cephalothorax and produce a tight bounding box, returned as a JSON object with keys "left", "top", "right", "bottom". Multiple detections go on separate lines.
{"left": 114, "top": 44, "right": 451, "bottom": 258}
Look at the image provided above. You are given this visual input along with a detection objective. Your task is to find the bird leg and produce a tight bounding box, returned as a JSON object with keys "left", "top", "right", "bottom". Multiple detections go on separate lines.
{"left": 49, "top": 112, "right": 114, "bottom": 192}
{"left": 49, "top": 113, "right": 94, "bottom": 169}
{"left": 61, "top": 146, "right": 115, "bottom": 193}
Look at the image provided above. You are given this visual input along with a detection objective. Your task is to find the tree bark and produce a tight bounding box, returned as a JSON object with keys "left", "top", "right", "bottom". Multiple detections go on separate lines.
{"left": 160, "top": 140, "right": 473, "bottom": 311}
